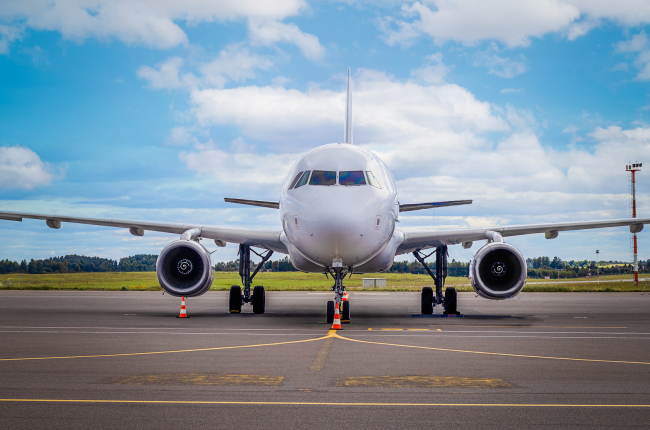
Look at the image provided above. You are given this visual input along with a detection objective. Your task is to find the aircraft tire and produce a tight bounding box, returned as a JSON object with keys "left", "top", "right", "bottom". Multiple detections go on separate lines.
{"left": 421, "top": 287, "right": 433, "bottom": 315}
{"left": 341, "top": 300, "right": 350, "bottom": 322}
{"left": 444, "top": 287, "right": 457, "bottom": 315}
{"left": 229, "top": 286, "right": 242, "bottom": 313}
{"left": 252, "top": 286, "right": 265, "bottom": 314}
{"left": 327, "top": 301, "right": 335, "bottom": 324}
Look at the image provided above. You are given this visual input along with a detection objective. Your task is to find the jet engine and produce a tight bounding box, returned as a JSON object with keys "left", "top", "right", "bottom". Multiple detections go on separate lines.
{"left": 469, "top": 242, "right": 526, "bottom": 300}
{"left": 156, "top": 240, "right": 214, "bottom": 297}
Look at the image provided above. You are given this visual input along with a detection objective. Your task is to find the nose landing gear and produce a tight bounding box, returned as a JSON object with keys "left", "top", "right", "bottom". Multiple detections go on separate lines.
{"left": 326, "top": 265, "right": 351, "bottom": 324}
{"left": 229, "top": 244, "right": 273, "bottom": 314}
{"left": 413, "top": 245, "right": 459, "bottom": 316}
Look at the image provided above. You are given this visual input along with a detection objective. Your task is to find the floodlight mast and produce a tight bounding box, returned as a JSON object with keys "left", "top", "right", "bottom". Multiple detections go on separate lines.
{"left": 596, "top": 249, "right": 599, "bottom": 284}
{"left": 626, "top": 162, "right": 642, "bottom": 286}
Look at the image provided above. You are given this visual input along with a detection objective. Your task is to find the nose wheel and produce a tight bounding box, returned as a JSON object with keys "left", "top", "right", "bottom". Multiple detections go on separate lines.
{"left": 326, "top": 266, "right": 351, "bottom": 323}
{"left": 341, "top": 300, "right": 350, "bottom": 322}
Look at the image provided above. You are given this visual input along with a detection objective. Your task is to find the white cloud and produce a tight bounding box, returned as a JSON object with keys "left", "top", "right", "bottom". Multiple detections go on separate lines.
{"left": 613, "top": 62, "right": 629, "bottom": 72}
{"left": 0, "top": 24, "right": 22, "bottom": 54}
{"left": 616, "top": 32, "right": 649, "bottom": 53}
{"left": 188, "top": 68, "right": 509, "bottom": 151}
{"left": 199, "top": 45, "right": 274, "bottom": 88}
{"left": 500, "top": 88, "right": 524, "bottom": 94}
{"left": 137, "top": 57, "right": 193, "bottom": 89}
{"left": 248, "top": 20, "right": 326, "bottom": 61}
{"left": 179, "top": 138, "right": 298, "bottom": 186}
{"left": 382, "top": 0, "right": 580, "bottom": 48}
{"left": 166, "top": 126, "right": 198, "bottom": 146}
{"left": 379, "top": 0, "right": 650, "bottom": 48}
{"left": 271, "top": 76, "right": 292, "bottom": 87}
{"left": 137, "top": 46, "right": 272, "bottom": 90}
{"left": 473, "top": 46, "right": 528, "bottom": 78}
{"left": 615, "top": 32, "right": 650, "bottom": 80}
{"left": 0, "top": 0, "right": 307, "bottom": 50}
{"left": 0, "top": 145, "right": 65, "bottom": 190}
{"left": 410, "top": 53, "right": 450, "bottom": 84}
{"left": 377, "top": 15, "right": 421, "bottom": 48}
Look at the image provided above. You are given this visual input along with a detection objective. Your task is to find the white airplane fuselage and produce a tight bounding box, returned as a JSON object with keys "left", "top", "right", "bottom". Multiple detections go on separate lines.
{"left": 279, "top": 143, "right": 403, "bottom": 273}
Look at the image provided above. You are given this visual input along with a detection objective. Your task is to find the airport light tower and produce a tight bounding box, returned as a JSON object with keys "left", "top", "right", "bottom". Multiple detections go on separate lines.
{"left": 626, "top": 162, "right": 642, "bottom": 286}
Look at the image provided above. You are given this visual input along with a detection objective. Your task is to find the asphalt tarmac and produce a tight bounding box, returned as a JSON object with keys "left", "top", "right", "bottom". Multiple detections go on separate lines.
{"left": 1, "top": 290, "right": 649, "bottom": 429}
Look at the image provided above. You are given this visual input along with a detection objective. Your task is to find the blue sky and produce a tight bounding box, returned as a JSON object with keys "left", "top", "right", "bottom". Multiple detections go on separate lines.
{"left": 1, "top": 0, "right": 650, "bottom": 265}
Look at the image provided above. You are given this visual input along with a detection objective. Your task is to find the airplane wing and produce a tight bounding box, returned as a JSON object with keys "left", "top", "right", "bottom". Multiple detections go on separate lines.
{"left": 399, "top": 200, "right": 472, "bottom": 212}
{"left": 396, "top": 217, "right": 650, "bottom": 255}
{"left": 224, "top": 198, "right": 279, "bottom": 209}
{"left": 0, "top": 210, "right": 287, "bottom": 253}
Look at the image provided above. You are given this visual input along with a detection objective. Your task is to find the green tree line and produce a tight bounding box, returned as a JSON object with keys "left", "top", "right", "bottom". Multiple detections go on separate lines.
{"left": 0, "top": 254, "right": 646, "bottom": 277}
{"left": 0, "top": 254, "right": 156, "bottom": 274}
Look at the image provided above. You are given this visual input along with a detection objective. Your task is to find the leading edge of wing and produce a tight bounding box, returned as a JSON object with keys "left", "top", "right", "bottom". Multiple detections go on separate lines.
{"left": 396, "top": 217, "right": 650, "bottom": 254}
{"left": 224, "top": 198, "right": 279, "bottom": 209}
{"left": 0, "top": 210, "right": 287, "bottom": 253}
{"left": 399, "top": 200, "right": 472, "bottom": 212}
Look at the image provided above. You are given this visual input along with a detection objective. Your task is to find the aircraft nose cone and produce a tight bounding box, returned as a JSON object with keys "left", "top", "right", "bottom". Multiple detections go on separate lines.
{"left": 299, "top": 194, "right": 375, "bottom": 265}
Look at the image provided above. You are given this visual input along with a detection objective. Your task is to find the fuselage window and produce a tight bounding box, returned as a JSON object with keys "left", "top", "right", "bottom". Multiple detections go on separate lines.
{"left": 366, "top": 171, "right": 382, "bottom": 189}
{"left": 293, "top": 171, "right": 311, "bottom": 189}
{"left": 339, "top": 171, "right": 367, "bottom": 186}
{"left": 309, "top": 170, "right": 336, "bottom": 186}
{"left": 289, "top": 171, "right": 304, "bottom": 189}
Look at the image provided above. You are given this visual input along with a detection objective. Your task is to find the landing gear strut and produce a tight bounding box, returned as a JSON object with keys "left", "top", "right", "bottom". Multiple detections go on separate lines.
{"left": 326, "top": 264, "right": 350, "bottom": 324}
{"left": 229, "top": 244, "right": 273, "bottom": 314}
{"left": 413, "top": 245, "right": 459, "bottom": 316}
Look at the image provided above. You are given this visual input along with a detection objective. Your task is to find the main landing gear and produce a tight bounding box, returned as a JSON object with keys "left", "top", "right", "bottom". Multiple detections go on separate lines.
{"left": 413, "top": 245, "right": 459, "bottom": 316}
{"left": 326, "top": 263, "right": 351, "bottom": 324}
{"left": 229, "top": 244, "right": 273, "bottom": 314}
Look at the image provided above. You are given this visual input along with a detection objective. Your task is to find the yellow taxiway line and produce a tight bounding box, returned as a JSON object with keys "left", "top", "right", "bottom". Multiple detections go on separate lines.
{"left": 0, "top": 334, "right": 331, "bottom": 362}
{"left": 335, "top": 334, "right": 650, "bottom": 365}
{"left": 1, "top": 328, "right": 647, "bottom": 366}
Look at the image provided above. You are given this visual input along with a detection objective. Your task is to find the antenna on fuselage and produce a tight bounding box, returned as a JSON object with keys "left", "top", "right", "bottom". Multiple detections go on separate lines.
{"left": 344, "top": 67, "right": 353, "bottom": 144}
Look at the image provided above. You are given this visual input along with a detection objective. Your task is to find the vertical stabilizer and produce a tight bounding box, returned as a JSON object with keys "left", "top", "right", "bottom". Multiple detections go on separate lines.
{"left": 344, "top": 67, "right": 353, "bottom": 144}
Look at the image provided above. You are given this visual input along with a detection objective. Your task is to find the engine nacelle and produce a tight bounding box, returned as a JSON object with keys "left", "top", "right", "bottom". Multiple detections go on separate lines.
{"left": 156, "top": 240, "right": 214, "bottom": 297}
{"left": 469, "top": 242, "right": 526, "bottom": 300}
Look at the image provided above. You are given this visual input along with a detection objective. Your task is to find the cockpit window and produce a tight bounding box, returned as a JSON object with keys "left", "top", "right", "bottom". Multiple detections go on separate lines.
{"left": 339, "top": 171, "right": 366, "bottom": 186}
{"left": 309, "top": 170, "right": 336, "bottom": 186}
{"left": 293, "top": 171, "right": 310, "bottom": 189}
{"left": 366, "top": 171, "right": 382, "bottom": 189}
{"left": 288, "top": 171, "right": 304, "bottom": 189}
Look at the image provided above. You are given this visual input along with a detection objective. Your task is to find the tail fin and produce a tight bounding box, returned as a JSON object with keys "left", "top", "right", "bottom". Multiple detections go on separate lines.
{"left": 344, "top": 67, "right": 353, "bottom": 144}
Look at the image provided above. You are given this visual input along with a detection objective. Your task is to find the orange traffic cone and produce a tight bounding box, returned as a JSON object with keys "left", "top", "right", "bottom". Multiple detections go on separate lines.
{"left": 177, "top": 296, "right": 189, "bottom": 318}
{"left": 331, "top": 302, "right": 342, "bottom": 330}
{"left": 342, "top": 291, "right": 348, "bottom": 301}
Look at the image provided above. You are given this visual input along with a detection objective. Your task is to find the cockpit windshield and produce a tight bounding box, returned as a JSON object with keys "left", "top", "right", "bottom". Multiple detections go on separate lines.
{"left": 288, "top": 171, "right": 304, "bottom": 189}
{"left": 293, "top": 171, "right": 310, "bottom": 189}
{"left": 309, "top": 170, "right": 336, "bottom": 186}
{"left": 290, "top": 169, "right": 382, "bottom": 189}
{"left": 339, "top": 171, "right": 366, "bottom": 186}
{"left": 366, "top": 171, "right": 382, "bottom": 189}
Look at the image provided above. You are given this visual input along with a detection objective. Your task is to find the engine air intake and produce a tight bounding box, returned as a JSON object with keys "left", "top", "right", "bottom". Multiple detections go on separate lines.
{"left": 157, "top": 240, "right": 214, "bottom": 297}
{"left": 470, "top": 242, "right": 526, "bottom": 300}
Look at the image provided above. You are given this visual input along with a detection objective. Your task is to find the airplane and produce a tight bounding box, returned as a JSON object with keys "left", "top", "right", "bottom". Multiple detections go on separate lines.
{"left": 1, "top": 68, "right": 648, "bottom": 324}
